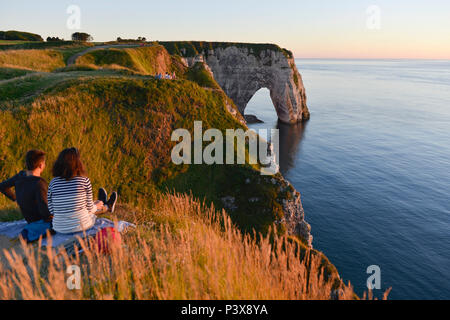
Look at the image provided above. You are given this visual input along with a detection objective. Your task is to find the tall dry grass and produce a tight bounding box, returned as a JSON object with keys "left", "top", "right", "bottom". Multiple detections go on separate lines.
{"left": 0, "top": 194, "right": 376, "bottom": 300}
{"left": 0, "top": 49, "right": 65, "bottom": 72}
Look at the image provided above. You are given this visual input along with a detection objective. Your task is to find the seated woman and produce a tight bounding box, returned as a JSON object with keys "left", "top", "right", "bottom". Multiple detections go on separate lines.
{"left": 48, "top": 148, "right": 118, "bottom": 234}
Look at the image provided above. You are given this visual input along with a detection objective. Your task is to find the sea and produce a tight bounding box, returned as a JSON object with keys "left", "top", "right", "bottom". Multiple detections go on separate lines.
{"left": 246, "top": 59, "right": 450, "bottom": 300}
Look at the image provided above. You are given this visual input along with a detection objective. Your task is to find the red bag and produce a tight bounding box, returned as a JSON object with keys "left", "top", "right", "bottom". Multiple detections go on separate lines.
{"left": 95, "top": 227, "right": 121, "bottom": 254}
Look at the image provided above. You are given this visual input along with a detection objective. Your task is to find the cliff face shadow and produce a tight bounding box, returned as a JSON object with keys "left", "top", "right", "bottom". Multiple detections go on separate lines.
{"left": 277, "top": 120, "right": 308, "bottom": 175}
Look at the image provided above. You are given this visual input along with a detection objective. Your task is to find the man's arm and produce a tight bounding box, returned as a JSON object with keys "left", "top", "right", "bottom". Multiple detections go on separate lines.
{"left": 36, "top": 180, "right": 52, "bottom": 222}
{"left": 0, "top": 174, "right": 18, "bottom": 202}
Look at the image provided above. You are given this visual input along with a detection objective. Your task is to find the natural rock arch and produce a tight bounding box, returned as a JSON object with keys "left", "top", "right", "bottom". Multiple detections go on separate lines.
{"left": 204, "top": 46, "right": 309, "bottom": 124}
{"left": 244, "top": 87, "right": 274, "bottom": 118}
{"left": 161, "top": 42, "right": 310, "bottom": 124}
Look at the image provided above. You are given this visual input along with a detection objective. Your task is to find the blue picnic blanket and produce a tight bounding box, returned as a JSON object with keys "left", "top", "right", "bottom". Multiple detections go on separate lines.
{"left": 20, "top": 220, "right": 53, "bottom": 243}
{"left": 0, "top": 218, "right": 135, "bottom": 248}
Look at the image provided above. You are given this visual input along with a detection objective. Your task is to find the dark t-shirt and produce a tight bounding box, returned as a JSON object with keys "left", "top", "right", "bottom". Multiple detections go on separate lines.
{"left": 0, "top": 171, "right": 52, "bottom": 223}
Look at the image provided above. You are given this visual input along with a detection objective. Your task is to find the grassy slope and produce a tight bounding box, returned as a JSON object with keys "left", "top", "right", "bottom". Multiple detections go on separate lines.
{"left": 0, "top": 70, "right": 290, "bottom": 236}
{"left": 0, "top": 194, "right": 357, "bottom": 300}
{"left": 0, "top": 43, "right": 93, "bottom": 73}
{"left": 186, "top": 62, "right": 221, "bottom": 90}
{"left": 0, "top": 49, "right": 65, "bottom": 72}
{"left": 76, "top": 45, "right": 186, "bottom": 76}
{"left": 0, "top": 46, "right": 352, "bottom": 298}
{"left": 0, "top": 67, "right": 35, "bottom": 80}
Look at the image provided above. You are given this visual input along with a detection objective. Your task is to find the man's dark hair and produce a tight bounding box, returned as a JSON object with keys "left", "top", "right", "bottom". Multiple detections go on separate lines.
{"left": 52, "top": 148, "right": 86, "bottom": 180}
{"left": 25, "top": 150, "right": 46, "bottom": 171}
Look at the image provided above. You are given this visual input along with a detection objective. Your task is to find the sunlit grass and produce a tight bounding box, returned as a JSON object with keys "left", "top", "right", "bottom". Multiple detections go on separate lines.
{"left": 0, "top": 194, "right": 371, "bottom": 300}
{"left": 0, "top": 49, "right": 65, "bottom": 72}
{"left": 75, "top": 45, "right": 186, "bottom": 76}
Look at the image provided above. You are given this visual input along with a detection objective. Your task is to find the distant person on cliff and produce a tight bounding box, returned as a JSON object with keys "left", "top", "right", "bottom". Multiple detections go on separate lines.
{"left": 0, "top": 150, "right": 53, "bottom": 241}
{"left": 48, "top": 148, "right": 118, "bottom": 234}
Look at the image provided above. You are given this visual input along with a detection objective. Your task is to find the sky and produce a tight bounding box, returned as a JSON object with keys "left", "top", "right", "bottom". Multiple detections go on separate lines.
{"left": 1, "top": 0, "right": 450, "bottom": 59}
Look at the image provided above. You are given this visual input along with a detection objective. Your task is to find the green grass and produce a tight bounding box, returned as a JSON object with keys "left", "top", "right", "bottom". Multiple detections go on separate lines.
{"left": 77, "top": 48, "right": 136, "bottom": 69}
{"left": 162, "top": 164, "right": 289, "bottom": 235}
{"left": 53, "top": 65, "right": 99, "bottom": 73}
{"left": 0, "top": 207, "right": 22, "bottom": 222}
{"left": 186, "top": 62, "right": 221, "bottom": 89}
{"left": 76, "top": 45, "right": 187, "bottom": 76}
{"left": 0, "top": 73, "right": 53, "bottom": 101}
{"left": 0, "top": 67, "right": 35, "bottom": 80}
{"left": 0, "top": 40, "right": 31, "bottom": 46}
{"left": 0, "top": 70, "right": 148, "bottom": 103}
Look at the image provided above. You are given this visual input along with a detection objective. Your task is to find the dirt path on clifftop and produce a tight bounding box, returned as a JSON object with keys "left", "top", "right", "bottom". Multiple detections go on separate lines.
{"left": 67, "top": 44, "right": 149, "bottom": 66}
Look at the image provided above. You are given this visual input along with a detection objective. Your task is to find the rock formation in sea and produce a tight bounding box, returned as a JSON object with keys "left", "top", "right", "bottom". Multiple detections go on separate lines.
{"left": 161, "top": 42, "right": 310, "bottom": 124}
{"left": 244, "top": 114, "right": 264, "bottom": 124}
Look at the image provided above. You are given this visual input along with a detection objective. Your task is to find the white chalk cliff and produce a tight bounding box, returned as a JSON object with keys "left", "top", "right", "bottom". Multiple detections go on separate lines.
{"left": 162, "top": 42, "right": 310, "bottom": 124}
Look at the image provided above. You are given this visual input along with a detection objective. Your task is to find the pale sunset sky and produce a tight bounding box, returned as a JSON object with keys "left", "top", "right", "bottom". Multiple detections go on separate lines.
{"left": 1, "top": 0, "right": 449, "bottom": 59}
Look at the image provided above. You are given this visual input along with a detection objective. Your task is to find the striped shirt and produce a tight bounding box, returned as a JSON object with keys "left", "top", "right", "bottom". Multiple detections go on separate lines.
{"left": 48, "top": 176, "right": 97, "bottom": 234}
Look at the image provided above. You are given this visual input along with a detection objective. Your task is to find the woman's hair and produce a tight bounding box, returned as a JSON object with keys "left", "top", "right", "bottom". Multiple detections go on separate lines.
{"left": 52, "top": 148, "right": 86, "bottom": 180}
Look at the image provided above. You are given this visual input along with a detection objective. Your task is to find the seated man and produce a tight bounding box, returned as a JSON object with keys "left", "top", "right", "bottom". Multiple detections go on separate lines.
{"left": 0, "top": 150, "right": 53, "bottom": 241}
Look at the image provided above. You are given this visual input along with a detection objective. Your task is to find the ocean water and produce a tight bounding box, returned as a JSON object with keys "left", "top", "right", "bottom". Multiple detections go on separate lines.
{"left": 246, "top": 59, "right": 450, "bottom": 300}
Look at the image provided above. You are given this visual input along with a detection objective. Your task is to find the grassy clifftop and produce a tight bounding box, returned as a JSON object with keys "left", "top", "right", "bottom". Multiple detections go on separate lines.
{"left": 160, "top": 41, "right": 294, "bottom": 58}
{"left": 0, "top": 44, "right": 94, "bottom": 72}
{"left": 0, "top": 49, "right": 65, "bottom": 72}
{"left": 0, "top": 43, "right": 356, "bottom": 299}
{"left": 75, "top": 45, "right": 187, "bottom": 75}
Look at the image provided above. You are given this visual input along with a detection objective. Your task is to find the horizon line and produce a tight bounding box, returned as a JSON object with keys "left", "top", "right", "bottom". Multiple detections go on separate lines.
{"left": 294, "top": 57, "right": 450, "bottom": 60}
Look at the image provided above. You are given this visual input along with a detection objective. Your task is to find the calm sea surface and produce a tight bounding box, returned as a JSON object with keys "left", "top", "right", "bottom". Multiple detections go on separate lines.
{"left": 246, "top": 59, "right": 450, "bottom": 300}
